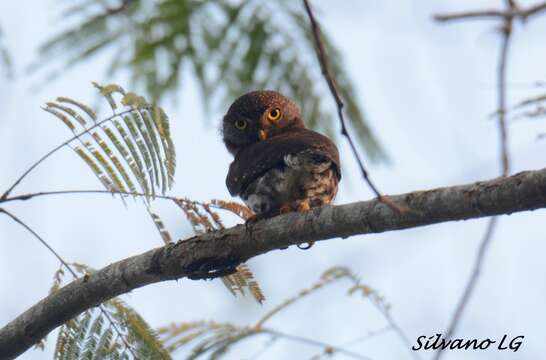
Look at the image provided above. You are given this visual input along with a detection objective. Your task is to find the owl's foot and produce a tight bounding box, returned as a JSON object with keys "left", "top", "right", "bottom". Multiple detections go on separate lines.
{"left": 279, "top": 204, "right": 294, "bottom": 214}
{"left": 279, "top": 200, "right": 310, "bottom": 215}
{"left": 296, "top": 200, "right": 313, "bottom": 249}
{"left": 245, "top": 214, "right": 260, "bottom": 229}
{"left": 296, "top": 200, "right": 310, "bottom": 212}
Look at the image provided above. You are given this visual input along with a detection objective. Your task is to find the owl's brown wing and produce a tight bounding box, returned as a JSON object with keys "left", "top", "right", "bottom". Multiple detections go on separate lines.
{"left": 226, "top": 127, "right": 340, "bottom": 196}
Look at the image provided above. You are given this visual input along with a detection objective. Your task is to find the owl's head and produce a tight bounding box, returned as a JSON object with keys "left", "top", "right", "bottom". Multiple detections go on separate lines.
{"left": 222, "top": 90, "right": 304, "bottom": 156}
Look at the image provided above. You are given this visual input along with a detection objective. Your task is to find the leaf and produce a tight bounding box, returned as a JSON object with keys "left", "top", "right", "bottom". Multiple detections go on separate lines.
{"left": 43, "top": 83, "right": 177, "bottom": 242}
{"left": 174, "top": 198, "right": 265, "bottom": 303}
{"left": 51, "top": 262, "right": 172, "bottom": 360}
{"left": 147, "top": 208, "right": 173, "bottom": 245}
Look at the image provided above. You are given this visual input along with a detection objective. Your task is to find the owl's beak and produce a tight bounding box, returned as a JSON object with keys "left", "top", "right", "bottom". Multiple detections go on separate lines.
{"left": 259, "top": 118, "right": 273, "bottom": 140}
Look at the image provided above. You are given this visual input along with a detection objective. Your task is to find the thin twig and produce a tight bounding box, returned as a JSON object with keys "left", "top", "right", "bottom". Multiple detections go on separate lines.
{"left": 346, "top": 274, "right": 420, "bottom": 360}
{"left": 301, "top": 0, "right": 406, "bottom": 213}
{"left": 0, "top": 209, "right": 75, "bottom": 276}
{"left": 0, "top": 208, "right": 138, "bottom": 358}
{"left": 434, "top": 1, "right": 516, "bottom": 358}
{"left": 261, "top": 328, "right": 373, "bottom": 360}
{"left": 498, "top": 17, "right": 513, "bottom": 176}
{"left": 255, "top": 273, "right": 342, "bottom": 329}
{"left": 0, "top": 107, "right": 145, "bottom": 200}
{"left": 434, "top": 0, "right": 546, "bottom": 22}
{"left": 308, "top": 326, "right": 392, "bottom": 360}
{"left": 0, "top": 189, "right": 243, "bottom": 216}
{"left": 434, "top": 217, "right": 498, "bottom": 360}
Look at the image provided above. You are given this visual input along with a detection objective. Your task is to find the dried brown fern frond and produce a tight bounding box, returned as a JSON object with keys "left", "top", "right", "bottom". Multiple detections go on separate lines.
{"left": 174, "top": 198, "right": 265, "bottom": 304}
{"left": 210, "top": 199, "right": 253, "bottom": 221}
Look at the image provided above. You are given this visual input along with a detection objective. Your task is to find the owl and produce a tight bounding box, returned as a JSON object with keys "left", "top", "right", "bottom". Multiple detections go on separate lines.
{"left": 222, "top": 91, "right": 341, "bottom": 223}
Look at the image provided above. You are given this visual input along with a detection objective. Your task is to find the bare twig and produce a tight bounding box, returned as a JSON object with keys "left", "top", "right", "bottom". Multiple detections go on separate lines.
{"left": 435, "top": 217, "right": 498, "bottom": 360}
{"left": 309, "top": 326, "right": 392, "bottom": 360}
{"left": 434, "top": 0, "right": 546, "bottom": 22}
{"left": 345, "top": 273, "right": 420, "bottom": 360}
{"left": 0, "top": 190, "right": 249, "bottom": 221}
{"left": 0, "top": 209, "right": 75, "bottom": 276}
{"left": 498, "top": 17, "right": 513, "bottom": 176}
{"left": 0, "top": 208, "right": 138, "bottom": 358}
{"left": 261, "top": 328, "right": 372, "bottom": 360}
{"left": 434, "top": 1, "right": 516, "bottom": 358}
{"left": 301, "top": 0, "right": 406, "bottom": 213}
{"left": 0, "top": 107, "right": 143, "bottom": 200}
{"left": 255, "top": 271, "right": 343, "bottom": 329}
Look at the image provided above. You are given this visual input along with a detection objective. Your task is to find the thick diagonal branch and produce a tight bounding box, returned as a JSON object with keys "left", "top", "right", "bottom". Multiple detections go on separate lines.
{"left": 2, "top": 168, "right": 546, "bottom": 359}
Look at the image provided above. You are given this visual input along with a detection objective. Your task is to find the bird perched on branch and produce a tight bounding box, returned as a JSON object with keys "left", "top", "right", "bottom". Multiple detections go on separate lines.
{"left": 222, "top": 91, "right": 341, "bottom": 236}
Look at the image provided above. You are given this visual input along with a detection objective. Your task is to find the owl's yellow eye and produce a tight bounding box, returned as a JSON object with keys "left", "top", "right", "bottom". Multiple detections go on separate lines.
{"left": 234, "top": 119, "right": 248, "bottom": 130}
{"left": 267, "top": 108, "right": 282, "bottom": 121}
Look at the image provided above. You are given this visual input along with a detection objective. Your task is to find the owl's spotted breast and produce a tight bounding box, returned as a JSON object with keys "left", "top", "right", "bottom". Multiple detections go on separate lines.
{"left": 242, "top": 150, "right": 339, "bottom": 216}
{"left": 226, "top": 127, "right": 340, "bottom": 217}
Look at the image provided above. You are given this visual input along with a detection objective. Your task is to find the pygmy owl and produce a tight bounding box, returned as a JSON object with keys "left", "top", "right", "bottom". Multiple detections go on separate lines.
{"left": 222, "top": 91, "right": 341, "bottom": 219}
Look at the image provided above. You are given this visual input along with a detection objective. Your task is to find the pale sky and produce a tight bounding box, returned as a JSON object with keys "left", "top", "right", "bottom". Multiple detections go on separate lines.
{"left": 1, "top": 1, "right": 546, "bottom": 359}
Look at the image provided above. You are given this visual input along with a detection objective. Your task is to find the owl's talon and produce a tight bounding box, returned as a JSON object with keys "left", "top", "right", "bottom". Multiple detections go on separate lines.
{"left": 245, "top": 215, "right": 258, "bottom": 229}
{"left": 280, "top": 205, "right": 293, "bottom": 214}
{"left": 296, "top": 200, "right": 310, "bottom": 212}
{"left": 246, "top": 214, "right": 258, "bottom": 223}
{"left": 297, "top": 242, "right": 314, "bottom": 250}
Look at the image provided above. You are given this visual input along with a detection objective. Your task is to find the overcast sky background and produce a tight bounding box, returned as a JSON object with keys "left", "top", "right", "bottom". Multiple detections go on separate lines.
{"left": 1, "top": 0, "right": 546, "bottom": 359}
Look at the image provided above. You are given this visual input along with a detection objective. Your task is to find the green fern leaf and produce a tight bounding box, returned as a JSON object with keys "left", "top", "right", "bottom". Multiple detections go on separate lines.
{"left": 91, "top": 132, "right": 137, "bottom": 194}
{"left": 44, "top": 107, "right": 76, "bottom": 131}
{"left": 73, "top": 147, "right": 115, "bottom": 191}
{"left": 130, "top": 112, "right": 160, "bottom": 189}
{"left": 122, "top": 115, "right": 155, "bottom": 197}
{"left": 57, "top": 97, "right": 97, "bottom": 122}
{"left": 46, "top": 102, "right": 88, "bottom": 127}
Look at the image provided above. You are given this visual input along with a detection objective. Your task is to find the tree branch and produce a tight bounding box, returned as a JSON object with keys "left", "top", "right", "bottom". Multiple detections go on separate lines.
{"left": 434, "top": 1, "right": 546, "bottom": 22}
{"left": 2, "top": 168, "right": 546, "bottom": 359}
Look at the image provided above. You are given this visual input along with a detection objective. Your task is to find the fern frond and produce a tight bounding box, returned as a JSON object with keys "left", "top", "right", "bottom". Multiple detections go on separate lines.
{"left": 157, "top": 267, "right": 395, "bottom": 359}
{"left": 93, "top": 82, "right": 125, "bottom": 111}
{"left": 82, "top": 314, "right": 104, "bottom": 359}
{"left": 50, "top": 265, "right": 65, "bottom": 294}
{"left": 91, "top": 132, "right": 136, "bottom": 194}
{"left": 158, "top": 321, "right": 256, "bottom": 358}
{"left": 57, "top": 96, "right": 97, "bottom": 122}
{"left": 46, "top": 102, "right": 88, "bottom": 127}
{"left": 147, "top": 208, "right": 172, "bottom": 245}
{"left": 73, "top": 147, "right": 115, "bottom": 191}
{"left": 93, "top": 327, "right": 114, "bottom": 360}
{"left": 174, "top": 198, "right": 265, "bottom": 303}
{"left": 43, "top": 83, "right": 177, "bottom": 242}
{"left": 130, "top": 112, "right": 160, "bottom": 190}
{"left": 210, "top": 199, "right": 253, "bottom": 221}
{"left": 44, "top": 107, "right": 77, "bottom": 131}
{"left": 108, "top": 298, "right": 171, "bottom": 359}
